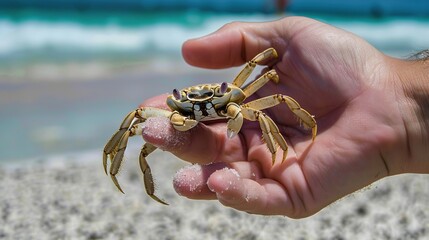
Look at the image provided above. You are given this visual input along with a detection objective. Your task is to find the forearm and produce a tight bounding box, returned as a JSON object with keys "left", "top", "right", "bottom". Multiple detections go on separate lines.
{"left": 395, "top": 52, "right": 429, "bottom": 173}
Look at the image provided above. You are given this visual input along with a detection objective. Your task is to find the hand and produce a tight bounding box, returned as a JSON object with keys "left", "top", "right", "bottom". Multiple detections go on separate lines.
{"left": 141, "top": 17, "right": 429, "bottom": 217}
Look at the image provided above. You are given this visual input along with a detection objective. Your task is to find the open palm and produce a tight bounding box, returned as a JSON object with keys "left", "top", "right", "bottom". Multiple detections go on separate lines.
{"left": 142, "top": 17, "right": 407, "bottom": 217}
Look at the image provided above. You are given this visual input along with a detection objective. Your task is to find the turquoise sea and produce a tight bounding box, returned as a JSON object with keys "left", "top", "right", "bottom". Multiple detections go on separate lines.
{"left": 0, "top": 9, "right": 428, "bottom": 163}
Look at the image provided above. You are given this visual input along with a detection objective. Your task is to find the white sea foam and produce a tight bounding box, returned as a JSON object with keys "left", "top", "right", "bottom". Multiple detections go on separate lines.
{"left": 335, "top": 19, "right": 429, "bottom": 56}
{"left": 0, "top": 20, "right": 190, "bottom": 56}
{"left": 0, "top": 14, "right": 273, "bottom": 58}
{"left": 1, "top": 15, "right": 426, "bottom": 60}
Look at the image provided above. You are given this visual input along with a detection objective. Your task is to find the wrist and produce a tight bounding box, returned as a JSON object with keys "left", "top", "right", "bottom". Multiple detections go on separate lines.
{"left": 394, "top": 55, "right": 429, "bottom": 173}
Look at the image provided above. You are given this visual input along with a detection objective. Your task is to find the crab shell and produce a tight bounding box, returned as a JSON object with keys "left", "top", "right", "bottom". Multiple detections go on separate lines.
{"left": 166, "top": 83, "right": 245, "bottom": 122}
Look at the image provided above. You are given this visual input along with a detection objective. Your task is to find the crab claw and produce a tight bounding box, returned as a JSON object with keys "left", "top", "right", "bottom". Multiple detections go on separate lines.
{"left": 170, "top": 111, "right": 198, "bottom": 131}
{"left": 226, "top": 103, "right": 243, "bottom": 139}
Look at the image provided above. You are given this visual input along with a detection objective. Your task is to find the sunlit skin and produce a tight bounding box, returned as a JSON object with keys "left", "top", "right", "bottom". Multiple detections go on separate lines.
{"left": 141, "top": 17, "right": 429, "bottom": 218}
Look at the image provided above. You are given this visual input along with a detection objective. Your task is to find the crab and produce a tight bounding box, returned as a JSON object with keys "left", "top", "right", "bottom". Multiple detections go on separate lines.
{"left": 103, "top": 48, "right": 317, "bottom": 205}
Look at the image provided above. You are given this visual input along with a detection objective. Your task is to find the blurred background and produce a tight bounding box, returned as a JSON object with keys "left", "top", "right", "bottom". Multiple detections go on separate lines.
{"left": 0, "top": 0, "right": 428, "bottom": 164}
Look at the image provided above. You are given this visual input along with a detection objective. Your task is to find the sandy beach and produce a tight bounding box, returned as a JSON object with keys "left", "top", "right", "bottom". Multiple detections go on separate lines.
{"left": 1, "top": 145, "right": 428, "bottom": 240}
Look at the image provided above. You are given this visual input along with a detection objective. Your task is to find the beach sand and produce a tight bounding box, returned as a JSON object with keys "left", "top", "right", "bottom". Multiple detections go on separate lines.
{"left": 1, "top": 147, "right": 428, "bottom": 240}
{"left": 1, "top": 62, "right": 429, "bottom": 240}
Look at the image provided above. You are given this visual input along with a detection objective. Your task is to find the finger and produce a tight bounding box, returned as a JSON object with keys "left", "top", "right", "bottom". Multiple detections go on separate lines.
{"left": 207, "top": 167, "right": 293, "bottom": 215}
{"left": 173, "top": 161, "right": 263, "bottom": 199}
{"left": 182, "top": 19, "right": 293, "bottom": 69}
{"left": 173, "top": 162, "right": 226, "bottom": 200}
{"left": 141, "top": 116, "right": 247, "bottom": 164}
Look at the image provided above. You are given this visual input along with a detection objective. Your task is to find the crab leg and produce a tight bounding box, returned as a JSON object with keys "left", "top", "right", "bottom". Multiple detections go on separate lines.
{"left": 243, "top": 94, "right": 317, "bottom": 140}
{"left": 232, "top": 48, "right": 278, "bottom": 87}
{"left": 242, "top": 69, "right": 279, "bottom": 98}
{"left": 109, "top": 122, "right": 144, "bottom": 193}
{"left": 103, "top": 109, "right": 139, "bottom": 174}
{"left": 103, "top": 108, "right": 170, "bottom": 174}
{"left": 263, "top": 115, "right": 288, "bottom": 163}
{"left": 139, "top": 143, "right": 168, "bottom": 205}
{"left": 104, "top": 107, "right": 172, "bottom": 191}
{"left": 258, "top": 113, "right": 280, "bottom": 164}
{"left": 241, "top": 108, "right": 288, "bottom": 164}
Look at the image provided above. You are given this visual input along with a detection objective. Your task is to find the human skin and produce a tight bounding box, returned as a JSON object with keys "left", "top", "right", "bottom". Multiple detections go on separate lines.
{"left": 140, "top": 17, "right": 429, "bottom": 218}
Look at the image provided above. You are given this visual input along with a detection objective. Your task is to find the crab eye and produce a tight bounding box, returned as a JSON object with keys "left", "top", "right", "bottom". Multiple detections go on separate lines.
{"left": 172, "top": 89, "right": 181, "bottom": 100}
{"left": 220, "top": 82, "right": 228, "bottom": 94}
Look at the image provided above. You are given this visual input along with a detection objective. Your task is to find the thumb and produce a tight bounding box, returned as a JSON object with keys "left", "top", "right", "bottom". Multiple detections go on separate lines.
{"left": 181, "top": 19, "right": 285, "bottom": 69}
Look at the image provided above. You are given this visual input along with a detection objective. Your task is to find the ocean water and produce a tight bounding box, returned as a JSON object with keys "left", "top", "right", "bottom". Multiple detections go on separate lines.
{"left": 0, "top": 9, "right": 428, "bottom": 163}
{"left": 1, "top": 10, "right": 428, "bottom": 64}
